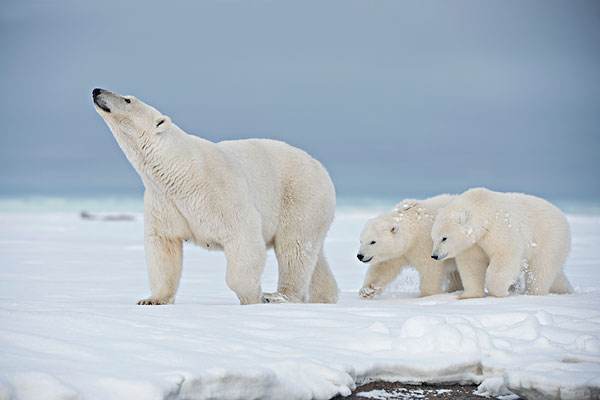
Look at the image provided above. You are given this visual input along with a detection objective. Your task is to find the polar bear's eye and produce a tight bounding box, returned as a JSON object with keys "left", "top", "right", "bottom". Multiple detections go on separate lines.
{"left": 369, "top": 241, "right": 376, "bottom": 245}
{"left": 124, "top": 98, "right": 131, "bottom": 104}
{"left": 442, "top": 237, "right": 447, "bottom": 242}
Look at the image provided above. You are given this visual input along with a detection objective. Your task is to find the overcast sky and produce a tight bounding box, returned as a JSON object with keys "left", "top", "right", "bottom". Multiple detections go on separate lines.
{"left": 1, "top": 0, "right": 599, "bottom": 200}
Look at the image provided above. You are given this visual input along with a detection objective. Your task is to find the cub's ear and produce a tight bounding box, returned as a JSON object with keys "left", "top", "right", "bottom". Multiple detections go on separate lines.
{"left": 457, "top": 209, "right": 471, "bottom": 225}
{"left": 391, "top": 224, "right": 399, "bottom": 234}
{"left": 155, "top": 115, "right": 171, "bottom": 133}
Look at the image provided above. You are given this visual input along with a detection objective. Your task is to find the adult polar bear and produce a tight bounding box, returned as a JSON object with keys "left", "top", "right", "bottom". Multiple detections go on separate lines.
{"left": 92, "top": 88, "right": 338, "bottom": 305}
{"left": 431, "top": 187, "right": 572, "bottom": 298}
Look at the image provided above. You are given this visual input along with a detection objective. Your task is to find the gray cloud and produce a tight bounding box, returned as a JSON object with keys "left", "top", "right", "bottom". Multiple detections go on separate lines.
{"left": 1, "top": 0, "right": 599, "bottom": 200}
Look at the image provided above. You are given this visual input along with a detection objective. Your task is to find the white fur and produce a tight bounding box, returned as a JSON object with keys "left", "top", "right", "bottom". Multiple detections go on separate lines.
{"left": 357, "top": 195, "right": 466, "bottom": 298}
{"left": 431, "top": 187, "right": 573, "bottom": 298}
{"left": 93, "top": 89, "right": 338, "bottom": 305}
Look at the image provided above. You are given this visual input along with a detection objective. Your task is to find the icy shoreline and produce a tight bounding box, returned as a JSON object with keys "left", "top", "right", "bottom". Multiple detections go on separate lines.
{"left": 1, "top": 211, "right": 599, "bottom": 400}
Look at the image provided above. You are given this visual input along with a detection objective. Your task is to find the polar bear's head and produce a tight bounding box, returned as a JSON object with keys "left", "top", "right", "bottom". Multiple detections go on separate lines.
{"left": 431, "top": 190, "right": 488, "bottom": 260}
{"left": 356, "top": 200, "right": 422, "bottom": 264}
{"left": 92, "top": 88, "right": 173, "bottom": 167}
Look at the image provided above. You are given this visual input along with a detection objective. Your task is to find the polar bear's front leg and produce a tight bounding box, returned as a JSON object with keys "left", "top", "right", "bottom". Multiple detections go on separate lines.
{"left": 138, "top": 234, "right": 183, "bottom": 305}
{"left": 360, "top": 258, "right": 406, "bottom": 299}
{"left": 224, "top": 238, "right": 265, "bottom": 305}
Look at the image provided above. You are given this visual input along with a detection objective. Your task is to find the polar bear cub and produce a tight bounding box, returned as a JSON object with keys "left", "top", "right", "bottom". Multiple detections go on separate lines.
{"left": 357, "top": 195, "right": 465, "bottom": 298}
{"left": 93, "top": 88, "right": 338, "bottom": 305}
{"left": 431, "top": 187, "right": 573, "bottom": 298}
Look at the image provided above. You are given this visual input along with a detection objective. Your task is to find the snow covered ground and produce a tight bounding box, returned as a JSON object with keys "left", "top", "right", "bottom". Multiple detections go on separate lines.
{"left": 1, "top": 201, "right": 599, "bottom": 400}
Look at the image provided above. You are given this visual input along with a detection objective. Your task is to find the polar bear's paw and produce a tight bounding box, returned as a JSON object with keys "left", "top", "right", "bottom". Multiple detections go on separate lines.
{"left": 261, "top": 292, "right": 290, "bottom": 303}
{"left": 137, "top": 297, "right": 172, "bottom": 305}
{"left": 359, "top": 285, "right": 382, "bottom": 299}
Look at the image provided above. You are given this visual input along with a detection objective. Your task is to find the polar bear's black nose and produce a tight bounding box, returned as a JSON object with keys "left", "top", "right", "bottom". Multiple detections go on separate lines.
{"left": 431, "top": 255, "right": 439, "bottom": 260}
{"left": 92, "top": 88, "right": 111, "bottom": 113}
{"left": 92, "top": 88, "right": 105, "bottom": 99}
{"left": 357, "top": 254, "right": 364, "bottom": 261}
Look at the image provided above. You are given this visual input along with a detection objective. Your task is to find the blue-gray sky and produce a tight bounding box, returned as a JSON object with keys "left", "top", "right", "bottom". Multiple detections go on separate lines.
{"left": 1, "top": 0, "right": 599, "bottom": 200}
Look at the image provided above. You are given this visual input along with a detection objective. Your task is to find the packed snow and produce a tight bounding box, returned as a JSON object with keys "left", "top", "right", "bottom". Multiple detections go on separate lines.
{"left": 0, "top": 200, "right": 599, "bottom": 400}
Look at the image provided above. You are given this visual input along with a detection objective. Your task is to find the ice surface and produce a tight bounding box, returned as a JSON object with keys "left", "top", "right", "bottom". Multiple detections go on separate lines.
{"left": 0, "top": 208, "right": 599, "bottom": 400}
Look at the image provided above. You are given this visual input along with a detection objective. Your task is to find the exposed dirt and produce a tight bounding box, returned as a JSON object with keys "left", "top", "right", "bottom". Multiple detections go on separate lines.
{"left": 331, "top": 381, "right": 520, "bottom": 399}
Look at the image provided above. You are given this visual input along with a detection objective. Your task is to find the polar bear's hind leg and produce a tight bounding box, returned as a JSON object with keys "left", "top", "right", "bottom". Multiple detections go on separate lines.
{"left": 308, "top": 249, "right": 338, "bottom": 303}
{"left": 272, "top": 234, "right": 321, "bottom": 303}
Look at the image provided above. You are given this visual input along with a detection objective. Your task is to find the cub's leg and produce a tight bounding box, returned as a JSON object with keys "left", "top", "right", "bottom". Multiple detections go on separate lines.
{"left": 549, "top": 271, "right": 573, "bottom": 294}
{"left": 454, "top": 246, "right": 488, "bottom": 299}
{"left": 527, "top": 234, "right": 571, "bottom": 295}
{"left": 418, "top": 262, "right": 447, "bottom": 296}
{"left": 359, "top": 258, "right": 406, "bottom": 299}
{"left": 486, "top": 251, "right": 523, "bottom": 297}
{"left": 526, "top": 252, "right": 568, "bottom": 295}
{"left": 447, "top": 267, "right": 464, "bottom": 293}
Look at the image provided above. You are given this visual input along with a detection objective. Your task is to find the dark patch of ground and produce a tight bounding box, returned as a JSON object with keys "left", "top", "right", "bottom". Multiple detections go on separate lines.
{"left": 331, "top": 381, "right": 520, "bottom": 399}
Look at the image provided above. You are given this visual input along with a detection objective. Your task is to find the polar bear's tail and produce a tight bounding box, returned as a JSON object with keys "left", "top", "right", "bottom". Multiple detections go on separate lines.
{"left": 308, "top": 249, "right": 339, "bottom": 303}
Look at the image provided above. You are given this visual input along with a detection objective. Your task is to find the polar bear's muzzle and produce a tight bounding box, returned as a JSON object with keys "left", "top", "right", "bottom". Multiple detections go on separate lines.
{"left": 92, "top": 88, "right": 112, "bottom": 113}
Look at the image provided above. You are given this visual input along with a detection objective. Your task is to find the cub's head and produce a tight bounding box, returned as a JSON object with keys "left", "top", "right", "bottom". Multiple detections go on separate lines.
{"left": 92, "top": 88, "right": 173, "bottom": 164}
{"left": 356, "top": 200, "right": 422, "bottom": 264}
{"left": 431, "top": 199, "right": 483, "bottom": 261}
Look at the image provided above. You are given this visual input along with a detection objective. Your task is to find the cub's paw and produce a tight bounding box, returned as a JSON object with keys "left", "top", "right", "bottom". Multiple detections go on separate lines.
{"left": 261, "top": 292, "right": 290, "bottom": 304}
{"left": 359, "top": 285, "right": 382, "bottom": 299}
{"left": 486, "top": 283, "right": 511, "bottom": 298}
{"left": 137, "top": 297, "right": 171, "bottom": 305}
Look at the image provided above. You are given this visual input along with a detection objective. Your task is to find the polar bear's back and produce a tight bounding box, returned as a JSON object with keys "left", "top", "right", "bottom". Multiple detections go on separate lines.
{"left": 492, "top": 191, "right": 568, "bottom": 230}
{"left": 510, "top": 192, "right": 570, "bottom": 250}
{"left": 420, "top": 194, "right": 455, "bottom": 211}
{"left": 467, "top": 188, "right": 570, "bottom": 251}
{"left": 217, "top": 138, "right": 334, "bottom": 195}
{"left": 217, "top": 138, "right": 336, "bottom": 230}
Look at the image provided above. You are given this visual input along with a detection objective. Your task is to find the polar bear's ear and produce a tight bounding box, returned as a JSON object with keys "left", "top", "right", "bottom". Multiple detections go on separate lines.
{"left": 154, "top": 115, "right": 171, "bottom": 133}
{"left": 457, "top": 209, "right": 471, "bottom": 225}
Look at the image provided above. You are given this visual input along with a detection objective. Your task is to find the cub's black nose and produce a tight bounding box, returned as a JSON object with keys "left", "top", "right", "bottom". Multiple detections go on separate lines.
{"left": 431, "top": 255, "right": 439, "bottom": 260}
{"left": 357, "top": 254, "right": 364, "bottom": 261}
{"left": 92, "top": 88, "right": 104, "bottom": 98}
